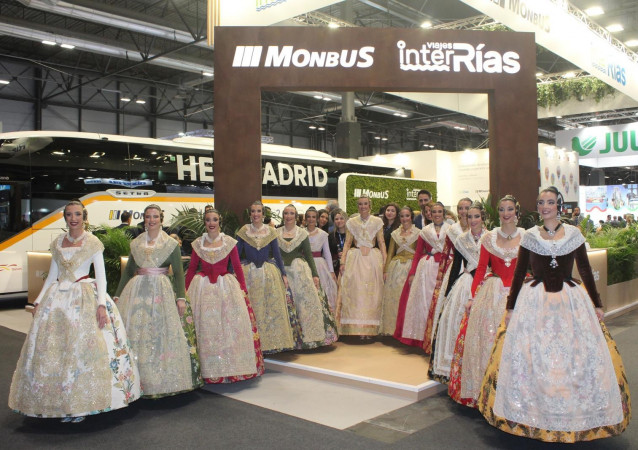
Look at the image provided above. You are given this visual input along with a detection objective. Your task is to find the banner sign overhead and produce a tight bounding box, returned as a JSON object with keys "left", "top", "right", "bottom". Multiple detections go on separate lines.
{"left": 556, "top": 123, "right": 638, "bottom": 168}
{"left": 220, "top": 0, "right": 345, "bottom": 26}
{"left": 459, "top": 0, "right": 638, "bottom": 101}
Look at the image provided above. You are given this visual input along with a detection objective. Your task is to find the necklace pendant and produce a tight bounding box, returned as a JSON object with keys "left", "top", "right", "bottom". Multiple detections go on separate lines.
{"left": 550, "top": 257, "right": 559, "bottom": 269}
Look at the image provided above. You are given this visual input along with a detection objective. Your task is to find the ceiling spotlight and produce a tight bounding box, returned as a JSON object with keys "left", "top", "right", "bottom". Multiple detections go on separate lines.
{"left": 120, "top": 97, "right": 131, "bottom": 102}
{"left": 202, "top": 71, "right": 214, "bottom": 77}
{"left": 381, "top": 137, "right": 388, "bottom": 141}
{"left": 625, "top": 39, "right": 638, "bottom": 47}
{"left": 308, "top": 125, "right": 317, "bottom": 130}
{"left": 313, "top": 95, "right": 323, "bottom": 99}
{"left": 421, "top": 21, "right": 432, "bottom": 29}
{"left": 606, "top": 24, "right": 624, "bottom": 33}
{"left": 136, "top": 99, "right": 146, "bottom": 104}
{"left": 536, "top": 72, "right": 543, "bottom": 77}
{"left": 60, "top": 43, "right": 75, "bottom": 49}
{"left": 328, "top": 22, "right": 339, "bottom": 29}
{"left": 42, "top": 40, "right": 56, "bottom": 46}
{"left": 562, "top": 72, "right": 576, "bottom": 79}
{"left": 318, "top": 127, "right": 325, "bottom": 131}
{"left": 0, "top": 79, "right": 10, "bottom": 85}
{"left": 322, "top": 97, "right": 331, "bottom": 101}
{"left": 585, "top": 7, "right": 604, "bottom": 17}
{"left": 374, "top": 136, "right": 381, "bottom": 140}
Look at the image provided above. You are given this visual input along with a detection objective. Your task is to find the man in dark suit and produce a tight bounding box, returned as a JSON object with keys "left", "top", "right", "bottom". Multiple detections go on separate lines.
{"left": 413, "top": 189, "right": 432, "bottom": 229}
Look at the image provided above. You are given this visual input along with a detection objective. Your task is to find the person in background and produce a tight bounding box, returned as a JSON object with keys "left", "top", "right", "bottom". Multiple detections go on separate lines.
{"left": 9, "top": 200, "right": 140, "bottom": 422}
{"left": 414, "top": 189, "right": 432, "bottom": 229}
{"left": 445, "top": 209, "right": 458, "bottom": 225}
{"left": 116, "top": 211, "right": 132, "bottom": 229}
{"left": 317, "top": 209, "right": 330, "bottom": 232}
{"left": 325, "top": 199, "right": 340, "bottom": 233}
{"left": 329, "top": 209, "right": 348, "bottom": 275}
{"left": 305, "top": 207, "right": 338, "bottom": 313}
{"left": 382, "top": 202, "right": 401, "bottom": 250}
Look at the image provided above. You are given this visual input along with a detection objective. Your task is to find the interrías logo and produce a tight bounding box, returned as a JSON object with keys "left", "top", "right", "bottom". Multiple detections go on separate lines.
{"left": 397, "top": 40, "right": 520, "bottom": 74}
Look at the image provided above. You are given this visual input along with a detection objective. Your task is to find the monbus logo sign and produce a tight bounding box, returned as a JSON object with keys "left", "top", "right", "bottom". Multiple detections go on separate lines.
{"left": 353, "top": 188, "right": 389, "bottom": 199}
{"left": 232, "top": 46, "right": 375, "bottom": 68}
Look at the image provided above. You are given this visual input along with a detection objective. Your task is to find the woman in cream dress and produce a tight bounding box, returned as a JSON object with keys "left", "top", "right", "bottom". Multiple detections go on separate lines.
{"left": 380, "top": 206, "right": 418, "bottom": 335}
{"left": 9, "top": 201, "right": 140, "bottom": 422}
{"left": 338, "top": 196, "right": 387, "bottom": 337}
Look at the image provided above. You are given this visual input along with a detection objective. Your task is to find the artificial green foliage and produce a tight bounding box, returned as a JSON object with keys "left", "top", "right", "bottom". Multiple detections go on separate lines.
{"left": 92, "top": 226, "right": 131, "bottom": 296}
{"left": 587, "top": 225, "right": 638, "bottom": 285}
{"left": 344, "top": 175, "right": 437, "bottom": 215}
{"left": 537, "top": 78, "right": 616, "bottom": 108}
{"left": 169, "top": 205, "right": 240, "bottom": 239}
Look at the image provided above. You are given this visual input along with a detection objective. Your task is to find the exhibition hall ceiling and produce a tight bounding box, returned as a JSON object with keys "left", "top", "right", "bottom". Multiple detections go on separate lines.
{"left": 0, "top": 0, "right": 637, "bottom": 152}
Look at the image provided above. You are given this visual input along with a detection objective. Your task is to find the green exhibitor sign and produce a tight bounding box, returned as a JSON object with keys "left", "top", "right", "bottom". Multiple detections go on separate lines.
{"left": 338, "top": 173, "right": 437, "bottom": 215}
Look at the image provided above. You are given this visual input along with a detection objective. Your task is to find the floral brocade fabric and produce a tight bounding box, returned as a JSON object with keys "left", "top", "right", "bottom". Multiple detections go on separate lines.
{"left": 9, "top": 242, "right": 141, "bottom": 417}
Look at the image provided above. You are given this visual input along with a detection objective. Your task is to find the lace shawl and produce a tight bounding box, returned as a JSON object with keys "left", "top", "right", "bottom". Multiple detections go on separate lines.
{"left": 192, "top": 234, "right": 238, "bottom": 264}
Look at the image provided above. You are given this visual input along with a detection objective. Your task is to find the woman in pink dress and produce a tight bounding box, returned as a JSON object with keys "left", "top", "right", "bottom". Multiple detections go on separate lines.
{"left": 448, "top": 195, "right": 523, "bottom": 407}
{"left": 185, "top": 207, "right": 264, "bottom": 383}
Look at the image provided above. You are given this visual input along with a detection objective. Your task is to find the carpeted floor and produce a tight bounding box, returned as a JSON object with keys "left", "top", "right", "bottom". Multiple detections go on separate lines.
{"left": 1, "top": 309, "right": 636, "bottom": 449}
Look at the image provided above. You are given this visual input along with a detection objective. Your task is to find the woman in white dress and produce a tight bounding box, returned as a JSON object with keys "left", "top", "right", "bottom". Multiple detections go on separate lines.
{"left": 338, "top": 196, "right": 387, "bottom": 337}
{"left": 305, "top": 207, "right": 338, "bottom": 313}
{"left": 429, "top": 201, "right": 485, "bottom": 383}
{"left": 395, "top": 202, "right": 451, "bottom": 349}
{"left": 478, "top": 187, "right": 630, "bottom": 442}
{"left": 114, "top": 204, "right": 201, "bottom": 398}
{"left": 380, "top": 206, "right": 418, "bottom": 336}
{"left": 9, "top": 201, "right": 140, "bottom": 422}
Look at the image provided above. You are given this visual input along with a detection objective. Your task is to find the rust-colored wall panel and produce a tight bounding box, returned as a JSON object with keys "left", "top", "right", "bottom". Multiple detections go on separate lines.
{"left": 214, "top": 27, "right": 538, "bottom": 219}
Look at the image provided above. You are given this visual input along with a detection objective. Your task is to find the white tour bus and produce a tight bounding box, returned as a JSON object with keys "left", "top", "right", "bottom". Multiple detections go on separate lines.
{"left": 0, "top": 131, "right": 409, "bottom": 299}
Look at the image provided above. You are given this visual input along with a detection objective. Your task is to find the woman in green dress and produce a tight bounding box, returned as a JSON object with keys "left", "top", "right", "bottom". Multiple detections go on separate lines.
{"left": 278, "top": 204, "right": 338, "bottom": 349}
{"left": 114, "top": 204, "right": 201, "bottom": 398}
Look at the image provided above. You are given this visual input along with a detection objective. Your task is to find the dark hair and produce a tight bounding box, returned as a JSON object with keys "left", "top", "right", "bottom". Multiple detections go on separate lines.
{"left": 305, "top": 206, "right": 318, "bottom": 220}
{"left": 539, "top": 186, "right": 564, "bottom": 212}
{"left": 499, "top": 194, "right": 521, "bottom": 219}
{"left": 418, "top": 189, "right": 432, "bottom": 198}
{"left": 457, "top": 197, "right": 473, "bottom": 211}
{"left": 121, "top": 211, "right": 131, "bottom": 223}
{"left": 382, "top": 202, "right": 401, "bottom": 230}
{"left": 144, "top": 204, "right": 164, "bottom": 222}
{"left": 63, "top": 199, "right": 87, "bottom": 221}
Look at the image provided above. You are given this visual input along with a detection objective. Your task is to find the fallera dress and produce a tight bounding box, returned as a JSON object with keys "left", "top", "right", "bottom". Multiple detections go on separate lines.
{"left": 448, "top": 227, "right": 523, "bottom": 407}
{"left": 307, "top": 227, "right": 338, "bottom": 313}
{"left": 338, "top": 215, "right": 385, "bottom": 336}
{"left": 394, "top": 222, "right": 450, "bottom": 348}
{"left": 115, "top": 231, "right": 202, "bottom": 398}
{"left": 428, "top": 229, "right": 482, "bottom": 384}
{"left": 236, "top": 224, "right": 300, "bottom": 353}
{"left": 185, "top": 234, "right": 264, "bottom": 383}
{"left": 478, "top": 225, "right": 631, "bottom": 442}
{"left": 9, "top": 233, "right": 141, "bottom": 417}
{"left": 380, "top": 225, "right": 419, "bottom": 336}
{"left": 278, "top": 226, "right": 338, "bottom": 349}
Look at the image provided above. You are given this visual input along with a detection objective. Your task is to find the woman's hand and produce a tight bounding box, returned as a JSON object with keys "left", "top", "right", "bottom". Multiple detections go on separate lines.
{"left": 176, "top": 299, "right": 186, "bottom": 317}
{"left": 595, "top": 307, "right": 604, "bottom": 321}
{"left": 313, "top": 277, "right": 320, "bottom": 290}
{"left": 504, "top": 309, "right": 513, "bottom": 327}
{"left": 96, "top": 305, "right": 107, "bottom": 329}
{"left": 113, "top": 296, "right": 119, "bottom": 303}
{"left": 465, "top": 299, "right": 473, "bottom": 314}
{"left": 282, "top": 275, "right": 289, "bottom": 289}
